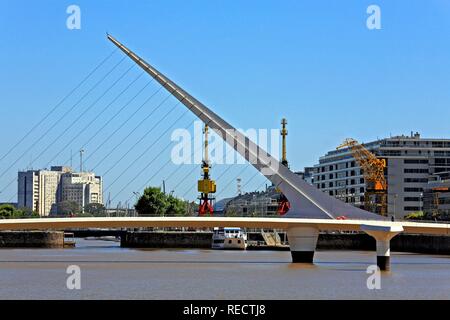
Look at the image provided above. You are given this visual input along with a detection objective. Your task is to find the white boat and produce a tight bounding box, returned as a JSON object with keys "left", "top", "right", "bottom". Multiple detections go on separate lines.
{"left": 212, "top": 227, "right": 247, "bottom": 250}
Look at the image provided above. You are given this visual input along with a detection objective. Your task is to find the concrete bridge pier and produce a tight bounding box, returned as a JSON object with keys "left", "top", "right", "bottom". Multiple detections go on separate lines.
{"left": 286, "top": 227, "right": 319, "bottom": 263}
{"left": 361, "top": 224, "right": 404, "bottom": 271}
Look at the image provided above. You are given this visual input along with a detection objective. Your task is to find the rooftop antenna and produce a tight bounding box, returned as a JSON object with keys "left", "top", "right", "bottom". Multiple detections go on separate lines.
{"left": 237, "top": 178, "right": 242, "bottom": 195}
{"left": 79, "top": 148, "right": 84, "bottom": 172}
{"left": 281, "top": 118, "right": 289, "bottom": 168}
{"left": 107, "top": 192, "right": 111, "bottom": 209}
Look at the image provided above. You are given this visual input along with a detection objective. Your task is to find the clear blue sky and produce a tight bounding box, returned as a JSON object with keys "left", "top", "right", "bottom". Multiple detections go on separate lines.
{"left": 1, "top": 0, "right": 450, "bottom": 205}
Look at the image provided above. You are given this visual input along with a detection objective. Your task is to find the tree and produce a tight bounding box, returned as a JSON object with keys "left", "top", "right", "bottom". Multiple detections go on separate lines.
{"left": 135, "top": 187, "right": 168, "bottom": 216}
{"left": 0, "top": 205, "right": 38, "bottom": 219}
{"left": 166, "top": 195, "right": 186, "bottom": 216}
{"left": 0, "top": 204, "right": 15, "bottom": 219}
{"left": 57, "top": 200, "right": 80, "bottom": 216}
{"left": 17, "top": 207, "right": 39, "bottom": 218}
{"left": 84, "top": 203, "right": 106, "bottom": 216}
{"left": 404, "top": 211, "right": 425, "bottom": 220}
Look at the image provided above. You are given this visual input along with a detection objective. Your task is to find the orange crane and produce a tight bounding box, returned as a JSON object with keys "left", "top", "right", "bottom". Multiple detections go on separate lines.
{"left": 336, "top": 138, "right": 387, "bottom": 215}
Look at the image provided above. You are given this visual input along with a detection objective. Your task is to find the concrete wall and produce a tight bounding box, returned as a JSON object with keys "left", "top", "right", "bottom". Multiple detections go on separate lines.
{"left": 317, "top": 233, "right": 450, "bottom": 255}
{"left": 122, "top": 231, "right": 450, "bottom": 255}
{"left": 0, "top": 231, "right": 65, "bottom": 248}
{"left": 121, "top": 231, "right": 213, "bottom": 248}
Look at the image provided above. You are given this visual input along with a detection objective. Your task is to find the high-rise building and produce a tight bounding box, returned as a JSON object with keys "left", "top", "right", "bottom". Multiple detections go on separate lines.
{"left": 61, "top": 171, "right": 102, "bottom": 212}
{"left": 312, "top": 133, "right": 450, "bottom": 218}
{"left": 17, "top": 166, "right": 102, "bottom": 216}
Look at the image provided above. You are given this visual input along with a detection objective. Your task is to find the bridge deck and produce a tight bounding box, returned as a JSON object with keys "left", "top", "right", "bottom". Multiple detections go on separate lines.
{"left": 0, "top": 217, "right": 448, "bottom": 235}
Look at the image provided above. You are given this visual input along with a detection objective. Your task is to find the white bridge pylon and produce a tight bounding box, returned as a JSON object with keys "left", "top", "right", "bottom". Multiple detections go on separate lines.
{"left": 107, "top": 34, "right": 382, "bottom": 221}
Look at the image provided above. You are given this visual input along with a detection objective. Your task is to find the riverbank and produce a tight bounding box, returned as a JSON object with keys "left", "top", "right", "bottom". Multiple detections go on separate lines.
{"left": 1, "top": 230, "right": 450, "bottom": 255}
{"left": 121, "top": 231, "right": 450, "bottom": 254}
{"left": 0, "top": 231, "right": 65, "bottom": 248}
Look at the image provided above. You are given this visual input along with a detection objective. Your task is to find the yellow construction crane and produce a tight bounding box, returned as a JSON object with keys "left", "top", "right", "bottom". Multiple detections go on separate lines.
{"left": 197, "top": 124, "right": 216, "bottom": 215}
{"left": 336, "top": 138, "right": 387, "bottom": 216}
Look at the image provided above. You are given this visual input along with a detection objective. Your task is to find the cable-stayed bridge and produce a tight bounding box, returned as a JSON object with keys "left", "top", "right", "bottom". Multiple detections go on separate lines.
{"left": 1, "top": 34, "right": 449, "bottom": 271}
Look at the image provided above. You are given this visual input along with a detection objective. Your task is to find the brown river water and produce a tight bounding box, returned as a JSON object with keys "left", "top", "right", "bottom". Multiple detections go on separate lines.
{"left": 0, "top": 238, "right": 449, "bottom": 299}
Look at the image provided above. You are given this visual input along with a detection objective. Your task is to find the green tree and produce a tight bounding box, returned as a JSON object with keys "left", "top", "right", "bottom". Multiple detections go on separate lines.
{"left": 84, "top": 203, "right": 106, "bottom": 216}
{"left": 57, "top": 200, "right": 80, "bottom": 216}
{"left": 0, "top": 204, "right": 15, "bottom": 218}
{"left": 404, "top": 211, "right": 425, "bottom": 220}
{"left": 166, "top": 195, "right": 186, "bottom": 216}
{"left": 0, "top": 205, "right": 38, "bottom": 219}
{"left": 13, "top": 207, "right": 39, "bottom": 218}
{"left": 135, "top": 187, "right": 168, "bottom": 216}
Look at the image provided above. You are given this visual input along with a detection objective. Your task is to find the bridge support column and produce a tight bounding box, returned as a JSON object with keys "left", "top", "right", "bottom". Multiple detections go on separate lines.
{"left": 287, "top": 227, "right": 319, "bottom": 263}
{"left": 361, "top": 224, "right": 403, "bottom": 271}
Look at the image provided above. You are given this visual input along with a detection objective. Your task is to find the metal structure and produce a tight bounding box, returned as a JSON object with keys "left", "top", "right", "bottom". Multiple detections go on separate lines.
{"left": 337, "top": 138, "right": 387, "bottom": 215}
{"left": 280, "top": 118, "right": 288, "bottom": 167}
{"left": 197, "top": 124, "right": 216, "bottom": 215}
{"left": 107, "top": 34, "right": 384, "bottom": 221}
{"left": 79, "top": 148, "right": 84, "bottom": 173}
{"left": 277, "top": 118, "right": 290, "bottom": 215}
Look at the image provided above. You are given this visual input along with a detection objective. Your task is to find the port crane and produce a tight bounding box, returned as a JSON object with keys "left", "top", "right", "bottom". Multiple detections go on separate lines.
{"left": 276, "top": 118, "right": 290, "bottom": 215}
{"left": 336, "top": 138, "right": 387, "bottom": 216}
{"left": 197, "top": 124, "right": 216, "bottom": 215}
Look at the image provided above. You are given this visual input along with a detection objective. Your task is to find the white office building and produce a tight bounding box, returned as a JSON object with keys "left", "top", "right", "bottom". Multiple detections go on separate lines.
{"left": 17, "top": 166, "right": 103, "bottom": 216}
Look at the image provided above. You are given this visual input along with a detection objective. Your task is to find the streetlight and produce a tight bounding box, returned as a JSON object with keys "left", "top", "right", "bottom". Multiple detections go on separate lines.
{"left": 393, "top": 193, "right": 398, "bottom": 221}
{"left": 420, "top": 192, "right": 424, "bottom": 213}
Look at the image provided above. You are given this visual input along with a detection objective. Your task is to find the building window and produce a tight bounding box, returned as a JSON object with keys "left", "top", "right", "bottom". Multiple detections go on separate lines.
{"left": 404, "top": 169, "right": 429, "bottom": 174}
{"left": 404, "top": 206, "right": 420, "bottom": 211}
{"left": 404, "top": 178, "right": 428, "bottom": 183}
{"left": 404, "top": 187, "right": 423, "bottom": 192}
{"left": 404, "top": 197, "right": 420, "bottom": 202}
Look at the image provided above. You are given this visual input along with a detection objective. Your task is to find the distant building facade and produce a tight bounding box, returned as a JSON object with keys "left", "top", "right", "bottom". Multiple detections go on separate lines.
{"left": 423, "top": 172, "right": 450, "bottom": 219}
{"left": 312, "top": 133, "right": 450, "bottom": 218}
{"left": 294, "top": 167, "right": 315, "bottom": 185}
{"left": 217, "top": 187, "right": 280, "bottom": 217}
{"left": 18, "top": 166, "right": 103, "bottom": 216}
{"left": 61, "top": 171, "right": 102, "bottom": 211}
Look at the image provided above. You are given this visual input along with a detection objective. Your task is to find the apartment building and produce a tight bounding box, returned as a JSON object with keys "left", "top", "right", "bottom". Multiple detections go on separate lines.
{"left": 313, "top": 133, "right": 450, "bottom": 218}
